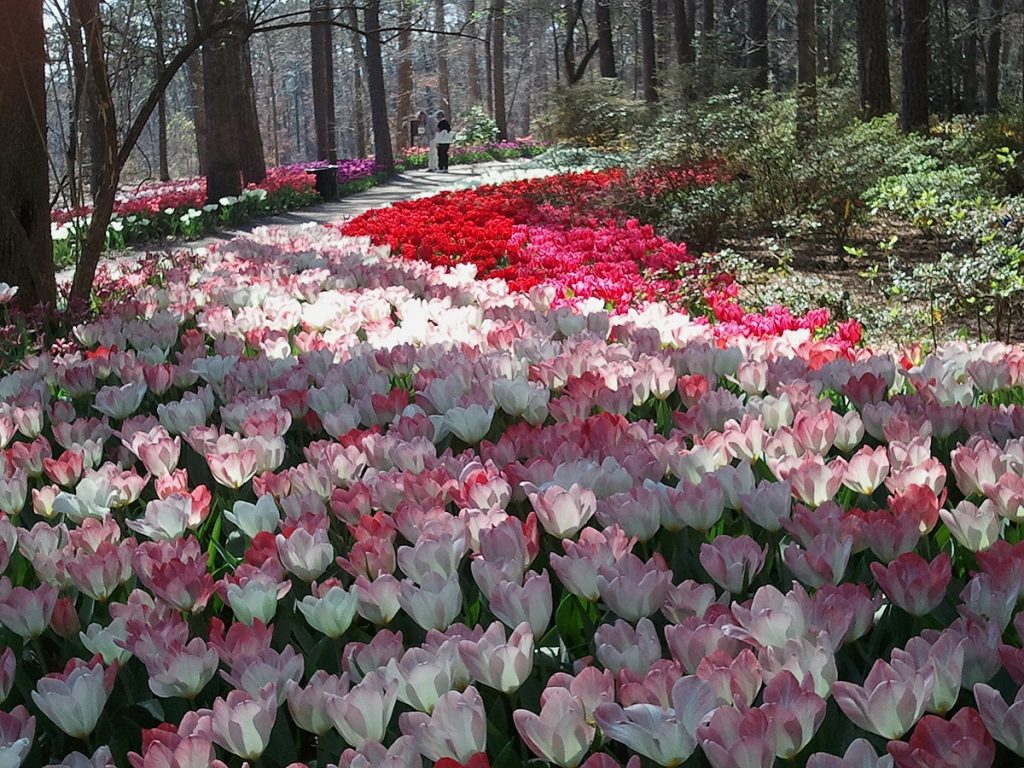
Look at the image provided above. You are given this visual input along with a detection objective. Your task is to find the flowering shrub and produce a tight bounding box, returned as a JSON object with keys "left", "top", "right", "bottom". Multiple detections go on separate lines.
{"left": 4, "top": 179, "right": 1024, "bottom": 768}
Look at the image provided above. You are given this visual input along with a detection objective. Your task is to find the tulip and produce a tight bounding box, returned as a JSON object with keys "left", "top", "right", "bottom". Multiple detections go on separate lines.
{"left": 398, "top": 572, "right": 462, "bottom": 631}
{"left": 353, "top": 574, "right": 402, "bottom": 625}
{"left": 209, "top": 684, "right": 277, "bottom": 760}
{"left": 488, "top": 570, "right": 553, "bottom": 637}
{"left": 296, "top": 581, "right": 359, "bottom": 638}
{"left": 698, "top": 705, "right": 778, "bottom": 768}
{"left": 973, "top": 682, "right": 1024, "bottom": 756}
{"left": 832, "top": 658, "right": 935, "bottom": 739}
{"left": 325, "top": 670, "right": 398, "bottom": 747}
{"left": 285, "top": 671, "right": 349, "bottom": 736}
{"left": 459, "top": 621, "right": 534, "bottom": 694}
{"left": 700, "top": 535, "right": 767, "bottom": 593}
{"left": 0, "top": 706, "right": 34, "bottom": 768}
{"left": 595, "top": 617, "right": 662, "bottom": 676}
{"left": 870, "top": 552, "right": 951, "bottom": 616}
{"left": 761, "top": 671, "right": 826, "bottom": 759}
{"left": 595, "top": 675, "right": 717, "bottom": 767}
{"left": 886, "top": 707, "right": 994, "bottom": 768}
{"left": 144, "top": 638, "right": 220, "bottom": 700}
{"left": 31, "top": 658, "right": 116, "bottom": 739}
{"left": 514, "top": 687, "right": 595, "bottom": 768}
{"left": 806, "top": 739, "right": 894, "bottom": 768}
{"left": 400, "top": 686, "right": 487, "bottom": 762}
{"left": 0, "top": 578, "right": 57, "bottom": 639}
{"left": 595, "top": 552, "right": 672, "bottom": 622}
{"left": 384, "top": 645, "right": 456, "bottom": 713}
{"left": 528, "top": 484, "right": 597, "bottom": 539}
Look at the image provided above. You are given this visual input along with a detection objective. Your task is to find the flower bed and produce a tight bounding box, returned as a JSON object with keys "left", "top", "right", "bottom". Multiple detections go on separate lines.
{"left": 341, "top": 169, "right": 858, "bottom": 344}
{"left": 51, "top": 168, "right": 319, "bottom": 268}
{"left": 1, "top": 214, "right": 1024, "bottom": 767}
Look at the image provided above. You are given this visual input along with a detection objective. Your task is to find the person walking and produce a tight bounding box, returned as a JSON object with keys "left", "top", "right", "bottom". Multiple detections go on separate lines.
{"left": 435, "top": 111, "right": 453, "bottom": 173}
{"left": 425, "top": 110, "right": 439, "bottom": 171}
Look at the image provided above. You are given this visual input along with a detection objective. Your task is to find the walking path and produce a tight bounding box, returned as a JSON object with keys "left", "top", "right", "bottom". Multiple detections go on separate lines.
{"left": 58, "top": 158, "right": 550, "bottom": 284}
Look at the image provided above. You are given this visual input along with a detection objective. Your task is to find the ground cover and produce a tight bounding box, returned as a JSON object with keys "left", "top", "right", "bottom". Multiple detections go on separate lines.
{"left": 1, "top": 172, "right": 1023, "bottom": 768}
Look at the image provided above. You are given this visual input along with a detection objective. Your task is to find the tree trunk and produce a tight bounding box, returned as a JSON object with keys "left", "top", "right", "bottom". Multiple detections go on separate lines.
{"left": 747, "top": 0, "right": 769, "bottom": 89}
{"left": 396, "top": 0, "right": 414, "bottom": 150}
{"left": 901, "top": 0, "right": 929, "bottom": 132}
{"left": 673, "top": 0, "right": 694, "bottom": 66}
{"left": 656, "top": 0, "right": 671, "bottom": 71}
{"left": 152, "top": 0, "right": 170, "bottom": 180}
{"left": 238, "top": 38, "right": 266, "bottom": 184}
{"left": 0, "top": 0, "right": 57, "bottom": 310}
{"left": 200, "top": 0, "right": 244, "bottom": 200}
{"left": 364, "top": 0, "right": 395, "bottom": 172}
{"left": 184, "top": 1, "right": 209, "bottom": 174}
{"left": 67, "top": 0, "right": 88, "bottom": 208}
{"left": 597, "top": 0, "right": 617, "bottom": 76}
{"left": 69, "top": 0, "right": 120, "bottom": 305}
{"left": 963, "top": 0, "right": 979, "bottom": 112}
{"left": 436, "top": 0, "right": 451, "bottom": 112}
{"left": 701, "top": 0, "right": 716, "bottom": 92}
{"left": 347, "top": 6, "right": 369, "bottom": 158}
{"left": 74, "top": 0, "right": 107, "bottom": 200}
{"left": 641, "top": 0, "right": 658, "bottom": 101}
{"left": 466, "top": 0, "right": 483, "bottom": 105}
{"left": 493, "top": 0, "right": 508, "bottom": 138}
{"left": 828, "top": 0, "right": 843, "bottom": 81}
{"left": 310, "top": 0, "right": 338, "bottom": 161}
{"left": 485, "top": 5, "right": 494, "bottom": 114}
{"left": 857, "top": 0, "right": 892, "bottom": 117}
{"left": 796, "top": 0, "right": 817, "bottom": 146}
{"left": 983, "top": 0, "right": 1003, "bottom": 112}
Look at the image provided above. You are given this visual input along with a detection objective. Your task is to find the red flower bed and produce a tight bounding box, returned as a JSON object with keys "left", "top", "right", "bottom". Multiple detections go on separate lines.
{"left": 341, "top": 171, "right": 718, "bottom": 310}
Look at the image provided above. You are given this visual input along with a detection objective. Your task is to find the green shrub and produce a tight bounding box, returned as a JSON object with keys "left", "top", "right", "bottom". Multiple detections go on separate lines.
{"left": 536, "top": 80, "right": 649, "bottom": 147}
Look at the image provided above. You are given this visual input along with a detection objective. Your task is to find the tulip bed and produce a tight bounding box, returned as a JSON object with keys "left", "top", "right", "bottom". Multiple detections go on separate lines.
{"left": 3, "top": 172, "right": 1024, "bottom": 768}
{"left": 51, "top": 168, "right": 320, "bottom": 268}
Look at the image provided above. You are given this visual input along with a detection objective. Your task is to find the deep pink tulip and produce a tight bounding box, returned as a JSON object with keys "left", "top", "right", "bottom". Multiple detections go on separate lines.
{"left": 886, "top": 707, "right": 994, "bottom": 768}
{"left": 870, "top": 552, "right": 951, "bottom": 616}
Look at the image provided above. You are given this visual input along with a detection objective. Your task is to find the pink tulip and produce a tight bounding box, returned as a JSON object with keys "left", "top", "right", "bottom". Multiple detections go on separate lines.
{"left": 384, "top": 645, "right": 458, "bottom": 712}
{"left": 662, "top": 579, "right": 722, "bottom": 623}
{"left": 528, "top": 483, "right": 597, "bottom": 539}
{"left": 729, "top": 583, "right": 812, "bottom": 649}
{"left": 617, "top": 659, "right": 684, "bottom": 708}
{"left": 595, "top": 617, "right": 662, "bottom": 676}
{"left": 870, "top": 552, "right": 951, "bottom": 616}
{"left": 761, "top": 671, "right": 826, "bottom": 759}
{"left": 514, "top": 687, "right": 595, "bottom": 768}
{"left": 596, "top": 552, "right": 671, "bottom": 621}
{"left": 324, "top": 670, "right": 398, "bottom": 747}
{"left": 595, "top": 675, "right": 717, "bottom": 767}
{"left": 31, "top": 658, "right": 116, "bottom": 739}
{"left": 886, "top": 707, "right": 994, "bottom": 768}
{"left": 459, "top": 621, "right": 534, "bottom": 694}
{"left": 285, "top": 671, "right": 349, "bottom": 736}
{"left": 698, "top": 705, "right": 777, "bottom": 768}
{"left": 810, "top": 583, "right": 880, "bottom": 647}
{"left": 0, "top": 577, "right": 57, "bottom": 639}
{"left": 695, "top": 648, "right": 762, "bottom": 708}
{"left": 806, "top": 738, "right": 893, "bottom": 768}
{"left": 342, "top": 628, "right": 405, "bottom": 683}
{"left": 973, "top": 682, "right": 1024, "bottom": 756}
{"left": 738, "top": 478, "right": 791, "bottom": 532}
{"left": 832, "top": 658, "right": 935, "bottom": 739}
{"left": 782, "top": 532, "right": 853, "bottom": 589}
{"left": 276, "top": 526, "right": 333, "bottom": 582}
{"left": 398, "top": 572, "right": 462, "bottom": 631}
{"left": 700, "top": 535, "right": 767, "bottom": 593}
{"left": 939, "top": 500, "right": 1001, "bottom": 552}
{"left": 488, "top": 570, "right": 553, "bottom": 637}
{"left": 133, "top": 537, "right": 216, "bottom": 613}
{"left": 544, "top": 666, "right": 615, "bottom": 721}
{"left": 0, "top": 706, "right": 34, "bottom": 768}
{"left": 208, "top": 683, "right": 277, "bottom": 760}
{"left": 400, "top": 686, "right": 487, "bottom": 762}
{"left": 353, "top": 574, "right": 402, "bottom": 625}
{"left": 336, "top": 736, "right": 419, "bottom": 768}
{"left": 665, "top": 614, "right": 744, "bottom": 673}
{"left": 129, "top": 630, "right": 211, "bottom": 696}
{"left": 759, "top": 633, "right": 838, "bottom": 700}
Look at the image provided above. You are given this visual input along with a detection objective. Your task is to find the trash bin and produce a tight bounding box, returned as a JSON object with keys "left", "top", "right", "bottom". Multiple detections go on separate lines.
{"left": 306, "top": 165, "right": 339, "bottom": 202}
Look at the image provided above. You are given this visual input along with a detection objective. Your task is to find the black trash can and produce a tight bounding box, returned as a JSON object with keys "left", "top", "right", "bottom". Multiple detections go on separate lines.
{"left": 307, "top": 165, "right": 339, "bottom": 202}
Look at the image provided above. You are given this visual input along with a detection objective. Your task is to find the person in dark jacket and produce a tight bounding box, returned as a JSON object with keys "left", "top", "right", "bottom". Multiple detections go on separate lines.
{"left": 435, "top": 112, "right": 453, "bottom": 172}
